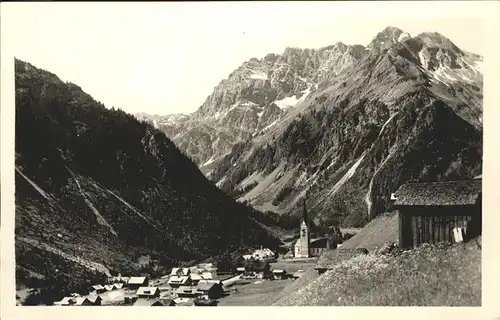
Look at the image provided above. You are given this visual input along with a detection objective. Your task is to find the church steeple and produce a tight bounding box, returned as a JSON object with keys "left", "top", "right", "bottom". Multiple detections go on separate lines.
{"left": 302, "top": 198, "right": 308, "bottom": 227}
{"left": 295, "top": 198, "right": 311, "bottom": 258}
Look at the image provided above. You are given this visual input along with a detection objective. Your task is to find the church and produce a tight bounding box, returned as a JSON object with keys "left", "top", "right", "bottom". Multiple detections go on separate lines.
{"left": 293, "top": 199, "right": 331, "bottom": 258}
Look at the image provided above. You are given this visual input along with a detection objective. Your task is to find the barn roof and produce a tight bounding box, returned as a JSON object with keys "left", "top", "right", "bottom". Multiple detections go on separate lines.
{"left": 190, "top": 273, "right": 203, "bottom": 281}
{"left": 136, "top": 287, "right": 159, "bottom": 296}
{"left": 394, "top": 179, "right": 482, "bottom": 206}
{"left": 127, "top": 276, "right": 147, "bottom": 285}
{"left": 196, "top": 281, "right": 216, "bottom": 291}
{"left": 74, "top": 297, "right": 90, "bottom": 305}
{"left": 314, "top": 249, "right": 368, "bottom": 270}
{"left": 310, "top": 238, "right": 328, "bottom": 248}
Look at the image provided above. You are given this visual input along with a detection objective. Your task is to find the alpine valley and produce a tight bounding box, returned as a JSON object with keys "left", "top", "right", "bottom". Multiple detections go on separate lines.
{"left": 14, "top": 59, "right": 282, "bottom": 298}
{"left": 137, "top": 26, "right": 483, "bottom": 227}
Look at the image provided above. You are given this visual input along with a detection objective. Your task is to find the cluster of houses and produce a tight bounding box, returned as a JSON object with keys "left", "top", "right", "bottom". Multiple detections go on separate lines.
{"left": 55, "top": 267, "right": 224, "bottom": 307}
{"left": 235, "top": 260, "right": 288, "bottom": 280}
{"left": 242, "top": 247, "right": 276, "bottom": 262}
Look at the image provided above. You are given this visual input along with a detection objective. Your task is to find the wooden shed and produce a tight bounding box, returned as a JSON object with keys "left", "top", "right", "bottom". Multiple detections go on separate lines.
{"left": 393, "top": 179, "right": 482, "bottom": 249}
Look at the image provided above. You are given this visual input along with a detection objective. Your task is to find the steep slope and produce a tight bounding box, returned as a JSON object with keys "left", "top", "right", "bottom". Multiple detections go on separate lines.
{"left": 273, "top": 237, "right": 481, "bottom": 306}
{"left": 14, "top": 59, "right": 281, "bottom": 297}
{"left": 339, "top": 212, "right": 398, "bottom": 250}
{"left": 209, "top": 27, "right": 482, "bottom": 227}
{"left": 137, "top": 42, "right": 366, "bottom": 175}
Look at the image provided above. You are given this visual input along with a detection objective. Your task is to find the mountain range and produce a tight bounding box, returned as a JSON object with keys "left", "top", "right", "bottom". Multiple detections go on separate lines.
{"left": 137, "top": 26, "right": 483, "bottom": 227}
{"left": 14, "top": 59, "right": 281, "bottom": 298}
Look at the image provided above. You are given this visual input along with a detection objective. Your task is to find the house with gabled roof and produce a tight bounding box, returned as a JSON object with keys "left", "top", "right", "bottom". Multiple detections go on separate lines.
{"left": 393, "top": 179, "right": 482, "bottom": 249}
{"left": 136, "top": 286, "right": 161, "bottom": 299}
{"left": 190, "top": 273, "right": 203, "bottom": 285}
{"left": 175, "top": 286, "right": 201, "bottom": 298}
{"left": 74, "top": 297, "right": 92, "bottom": 306}
{"left": 126, "top": 276, "right": 149, "bottom": 289}
{"left": 104, "top": 284, "right": 115, "bottom": 291}
{"left": 196, "top": 281, "right": 222, "bottom": 299}
{"left": 56, "top": 297, "right": 76, "bottom": 306}
{"left": 87, "top": 295, "right": 103, "bottom": 306}
{"left": 88, "top": 284, "right": 106, "bottom": 294}
{"left": 133, "top": 298, "right": 175, "bottom": 306}
{"left": 167, "top": 275, "right": 191, "bottom": 288}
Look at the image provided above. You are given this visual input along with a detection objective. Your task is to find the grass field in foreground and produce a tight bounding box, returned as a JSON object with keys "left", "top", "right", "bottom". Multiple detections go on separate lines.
{"left": 217, "top": 259, "right": 317, "bottom": 306}
{"left": 273, "top": 237, "right": 481, "bottom": 306}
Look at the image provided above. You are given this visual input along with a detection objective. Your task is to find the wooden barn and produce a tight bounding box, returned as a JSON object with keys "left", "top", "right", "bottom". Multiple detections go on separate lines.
{"left": 393, "top": 179, "right": 482, "bottom": 249}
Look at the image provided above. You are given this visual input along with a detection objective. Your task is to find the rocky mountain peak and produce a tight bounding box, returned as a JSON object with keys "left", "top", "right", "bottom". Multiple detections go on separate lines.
{"left": 368, "top": 26, "right": 405, "bottom": 50}
{"left": 416, "top": 31, "right": 462, "bottom": 54}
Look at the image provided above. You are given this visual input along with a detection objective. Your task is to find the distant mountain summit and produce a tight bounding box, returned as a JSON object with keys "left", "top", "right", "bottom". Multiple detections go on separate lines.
{"left": 137, "top": 26, "right": 483, "bottom": 227}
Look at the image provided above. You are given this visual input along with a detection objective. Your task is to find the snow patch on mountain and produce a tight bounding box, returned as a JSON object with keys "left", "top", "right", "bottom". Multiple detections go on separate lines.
{"left": 398, "top": 32, "right": 411, "bottom": 42}
{"left": 273, "top": 82, "right": 314, "bottom": 110}
{"left": 202, "top": 156, "right": 216, "bottom": 167}
{"left": 274, "top": 95, "right": 300, "bottom": 109}
{"left": 261, "top": 119, "right": 280, "bottom": 132}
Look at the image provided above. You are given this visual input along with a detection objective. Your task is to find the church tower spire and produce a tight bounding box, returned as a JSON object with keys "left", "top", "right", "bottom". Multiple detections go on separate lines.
{"left": 294, "top": 198, "right": 310, "bottom": 258}
{"left": 302, "top": 198, "right": 309, "bottom": 228}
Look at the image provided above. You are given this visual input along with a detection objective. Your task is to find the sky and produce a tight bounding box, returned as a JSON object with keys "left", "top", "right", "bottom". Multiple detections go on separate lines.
{"left": 2, "top": 2, "right": 486, "bottom": 116}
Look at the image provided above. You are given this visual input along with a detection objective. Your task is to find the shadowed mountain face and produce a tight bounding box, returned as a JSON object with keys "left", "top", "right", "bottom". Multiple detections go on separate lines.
{"left": 140, "top": 27, "right": 482, "bottom": 227}
{"left": 14, "top": 59, "right": 281, "bottom": 295}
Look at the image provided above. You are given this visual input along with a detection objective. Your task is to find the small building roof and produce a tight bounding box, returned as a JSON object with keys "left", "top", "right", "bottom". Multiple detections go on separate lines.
{"left": 90, "top": 284, "right": 104, "bottom": 290}
{"left": 104, "top": 285, "right": 114, "bottom": 291}
{"left": 113, "top": 283, "right": 124, "bottom": 289}
{"left": 127, "top": 276, "right": 148, "bottom": 285}
{"left": 134, "top": 298, "right": 171, "bottom": 306}
{"left": 310, "top": 237, "right": 328, "bottom": 248}
{"left": 87, "top": 295, "right": 102, "bottom": 303}
{"left": 272, "top": 269, "right": 285, "bottom": 273}
{"left": 394, "top": 179, "right": 482, "bottom": 207}
{"left": 190, "top": 274, "right": 203, "bottom": 281}
{"left": 314, "top": 249, "right": 368, "bottom": 270}
{"left": 59, "top": 297, "right": 74, "bottom": 305}
{"left": 175, "top": 286, "right": 198, "bottom": 295}
{"left": 136, "top": 287, "right": 160, "bottom": 296}
{"left": 198, "top": 279, "right": 222, "bottom": 286}
{"left": 196, "top": 281, "right": 216, "bottom": 291}
{"left": 74, "top": 297, "right": 90, "bottom": 306}
{"left": 168, "top": 276, "right": 189, "bottom": 284}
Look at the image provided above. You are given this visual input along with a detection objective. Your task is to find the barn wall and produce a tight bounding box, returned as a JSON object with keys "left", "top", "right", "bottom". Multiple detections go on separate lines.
{"left": 398, "top": 205, "right": 481, "bottom": 249}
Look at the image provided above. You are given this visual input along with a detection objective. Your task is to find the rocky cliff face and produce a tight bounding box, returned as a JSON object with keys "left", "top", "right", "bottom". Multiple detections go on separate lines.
{"left": 140, "top": 27, "right": 483, "bottom": 227}
{"left": 137, "top": 41, "right": 367, "bottom": 175}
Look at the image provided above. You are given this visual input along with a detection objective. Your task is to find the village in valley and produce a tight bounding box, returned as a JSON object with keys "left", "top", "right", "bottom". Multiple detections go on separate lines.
{"left": 47, "top": 249, "right": 306, "bottom": 307}
{"left": 32, "top": 176, "right": 482, "bottom": 307}
{"left": 25, "top": 199, "right": 335, "bottom": 307}
{"left": 15, "top": 174, "right": 483, "bottom": 307}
